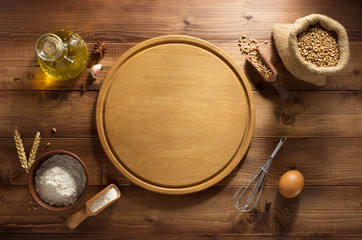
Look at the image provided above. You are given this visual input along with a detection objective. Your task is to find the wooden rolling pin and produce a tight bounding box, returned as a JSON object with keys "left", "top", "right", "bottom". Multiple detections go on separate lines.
{"left": 66, "top": 184, "right": 121, "bottom": 229}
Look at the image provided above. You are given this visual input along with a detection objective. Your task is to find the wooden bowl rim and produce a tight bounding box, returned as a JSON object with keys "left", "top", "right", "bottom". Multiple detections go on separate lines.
{"left": 27, "top": 150, "right": 89, "bottom": 212}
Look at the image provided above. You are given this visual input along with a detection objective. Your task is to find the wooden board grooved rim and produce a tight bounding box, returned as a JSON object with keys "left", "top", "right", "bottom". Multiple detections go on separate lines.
{"left": 96, "top": 35, "right": 255, "bottom": 194}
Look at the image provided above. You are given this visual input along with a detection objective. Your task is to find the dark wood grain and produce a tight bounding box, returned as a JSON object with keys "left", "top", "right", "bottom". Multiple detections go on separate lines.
{"left": 0, "top": 42, "right": 360, "bottom": 91}
{"left": 0, "top": 91, "right": 360, "bottom": 138}
{"left": 1, "top": 138, "right": 361, "bottom": 187}
{"left": 0, "top": 0, "right": 360, "bottom": 42}
{"left": 0, "top": 91, "right": 98, "bottom": 138}
{"left": 0, "top": 186, "right": 361, "bottom": 234}
{"left": 3, "top": 234, "right": 362, "bottom": 240}
{"left": 0, "top": 0, "right": 361, "bottom": 238}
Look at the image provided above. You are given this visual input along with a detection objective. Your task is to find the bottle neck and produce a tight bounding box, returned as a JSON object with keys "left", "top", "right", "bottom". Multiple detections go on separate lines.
{"left": 36, "top": 33, "right": 64, "bottom": 61}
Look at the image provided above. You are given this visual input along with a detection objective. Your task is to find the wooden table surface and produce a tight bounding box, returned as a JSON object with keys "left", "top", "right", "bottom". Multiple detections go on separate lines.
{"left": 1, "top": 0, "right": 361, "bottom": 239}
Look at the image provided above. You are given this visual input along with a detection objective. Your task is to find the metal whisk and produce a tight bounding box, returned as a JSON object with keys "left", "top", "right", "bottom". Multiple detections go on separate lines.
{"left": 233, "top": 136, "right": 287, "bottom": 212}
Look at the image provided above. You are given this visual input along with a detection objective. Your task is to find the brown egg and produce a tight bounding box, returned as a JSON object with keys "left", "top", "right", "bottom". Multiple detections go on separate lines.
{"left": 278, "top": 170, "right": 304, "bottom": 198}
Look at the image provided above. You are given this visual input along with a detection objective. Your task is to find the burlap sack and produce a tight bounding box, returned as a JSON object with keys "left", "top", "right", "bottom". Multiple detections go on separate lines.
{"left": 272, "top": 14, "right": 349, "bottom": 86}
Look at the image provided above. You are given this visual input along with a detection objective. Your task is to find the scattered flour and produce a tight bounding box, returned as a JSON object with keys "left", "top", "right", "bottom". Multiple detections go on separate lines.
{"left": 89, "top": 186, "right": 118, "bottom": 213}
{"left": 35, "top": 154, "right": 86, "bottom": 206}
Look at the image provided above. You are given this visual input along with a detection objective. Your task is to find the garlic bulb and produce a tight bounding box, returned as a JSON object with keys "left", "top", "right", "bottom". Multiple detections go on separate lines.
{"left": 91, "top": 64, "right": 102, "bottom": 78}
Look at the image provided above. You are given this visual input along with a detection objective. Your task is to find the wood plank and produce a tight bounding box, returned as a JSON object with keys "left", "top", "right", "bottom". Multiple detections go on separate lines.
{"left": 0, "top": 91, "right": 360, "bottom": 138}
{"left": 0, "top": 42, "right": 360, "bottom": 91}
{"left": 0, "top": 0, "right": 360, "bottom": 238}
{"left": 0, "top": 91, "right": 98, "bottom": 138}
{"left": 0, "top": 0, "right": 360, "bottom": 42}
{"left": 0, "top": 186, "right": 361, "bottom": 234}
{"left": 2, "top": 233, "right": 362, "bottom": 240}
{"left": 1, "top": 138, "right": 361, "bottom": 187}
{"left": 255, "top": 91, "right": 362, "bottom": 137}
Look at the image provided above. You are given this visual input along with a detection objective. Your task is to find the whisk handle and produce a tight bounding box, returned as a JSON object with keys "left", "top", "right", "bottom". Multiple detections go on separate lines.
{"left": 270, "top": 136, "right": 287, "bottom": 159}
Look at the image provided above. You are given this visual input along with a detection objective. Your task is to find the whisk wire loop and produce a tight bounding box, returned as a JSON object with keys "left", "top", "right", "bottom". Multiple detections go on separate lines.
{"left": 233, "top": 137, "right": 287, "bottom": 212}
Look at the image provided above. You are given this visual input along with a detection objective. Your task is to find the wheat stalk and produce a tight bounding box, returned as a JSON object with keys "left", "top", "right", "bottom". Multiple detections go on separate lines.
{"left": 28, "top": 131, "right": 41, "bottom": 169}
{"left": 14, "top": 130, "right": 28, "bottom": 173}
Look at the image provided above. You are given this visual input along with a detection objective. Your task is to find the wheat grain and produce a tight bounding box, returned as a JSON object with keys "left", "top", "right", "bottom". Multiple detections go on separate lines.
{"left": 297, "top": 24, "right": 339, "bottom": 67}
{"left": 14, "top": 130, "right": 28, "bottom": 173}
{"left": 238, "top": 35, "right": 259, "bottom": 55}
{"left": 28, "top": 131, "right": 41, "bottom": 169}
{"left": 248, "top": 51, "right": 273, "bottom": 79}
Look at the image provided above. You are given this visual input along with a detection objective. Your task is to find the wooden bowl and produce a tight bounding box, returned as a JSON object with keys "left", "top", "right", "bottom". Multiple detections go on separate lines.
{"left": 27, "top": 150, "right": 89, "bottom": 212}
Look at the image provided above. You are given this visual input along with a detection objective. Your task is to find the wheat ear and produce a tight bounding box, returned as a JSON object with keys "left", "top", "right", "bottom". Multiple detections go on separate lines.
{"left": 28, "top": 131, "right": 41, "bottom": 169}
{"left": 14, "top": 130, "right": 28, "bottom": 173}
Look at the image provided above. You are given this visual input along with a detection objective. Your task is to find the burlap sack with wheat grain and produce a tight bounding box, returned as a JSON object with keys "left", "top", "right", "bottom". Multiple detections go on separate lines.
{"left": 272, "top": 14, "right": 349, "bottom": 86}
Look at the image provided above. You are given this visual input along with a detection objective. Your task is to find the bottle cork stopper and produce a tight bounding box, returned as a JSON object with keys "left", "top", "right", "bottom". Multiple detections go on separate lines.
{"left": 42, "top": 40, "right": 57, "bottom": 55}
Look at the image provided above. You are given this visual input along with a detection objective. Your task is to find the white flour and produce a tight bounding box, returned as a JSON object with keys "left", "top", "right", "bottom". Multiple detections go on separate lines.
{"left": 35, "top": 154, "right": 86, "bottom": 206}
{"left": 89, "top": 186, "right": 118, "bottom": 213}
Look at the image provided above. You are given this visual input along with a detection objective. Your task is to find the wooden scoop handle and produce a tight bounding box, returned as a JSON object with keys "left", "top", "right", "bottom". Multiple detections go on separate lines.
{"left": 247, "top": 48, "right": 293, "bottom": 102}
{"left": 271, "top": 80, "right": 294, "bottom": 102}
{"left": 65, "top": 207, "right": 92, "bottom": 229}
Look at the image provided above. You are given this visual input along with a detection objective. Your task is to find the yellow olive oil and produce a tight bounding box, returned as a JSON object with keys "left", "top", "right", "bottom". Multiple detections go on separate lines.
{"left": 36, "top": 30, "right": 88, "bottom": 80}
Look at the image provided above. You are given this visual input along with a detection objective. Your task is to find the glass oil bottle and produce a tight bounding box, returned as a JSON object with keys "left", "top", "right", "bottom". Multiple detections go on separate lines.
{"left": 36, "top": 30, "right": 88, "bottom": 80}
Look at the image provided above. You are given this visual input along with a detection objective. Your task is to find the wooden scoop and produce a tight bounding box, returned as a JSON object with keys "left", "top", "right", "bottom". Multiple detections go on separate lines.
{"left": 66, "top": 184, "right": 121, "bottom": 229}
{"left": 246, "top": 48, "right": 293, "bottom": 102}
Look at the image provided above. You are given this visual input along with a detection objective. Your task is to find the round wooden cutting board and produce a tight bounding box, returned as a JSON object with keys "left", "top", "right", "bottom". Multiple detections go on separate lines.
{"left": 96, "top": 35, "right": 255, "bottom": 194}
